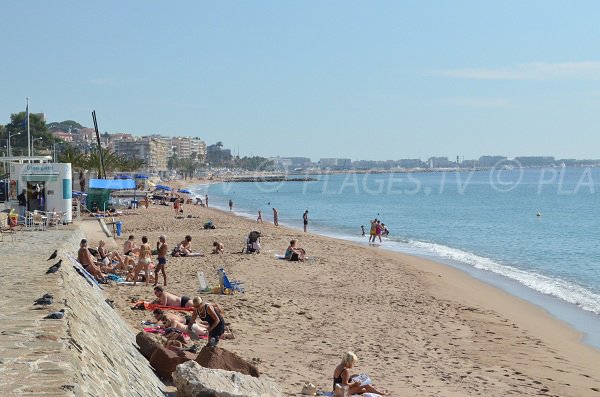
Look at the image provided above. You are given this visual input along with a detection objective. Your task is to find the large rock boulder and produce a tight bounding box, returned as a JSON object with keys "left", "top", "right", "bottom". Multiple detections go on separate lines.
{"left": 173, "top": 360, "right": 284, "bottom": 397}
{"left": 136, "top": 331, "right": 166, "bottom": 360}
{"left": 196, "top": 346, "right": 259, "bottom": 377}
{"left": 149, "top": 345, "right": 197, "bottom": 380}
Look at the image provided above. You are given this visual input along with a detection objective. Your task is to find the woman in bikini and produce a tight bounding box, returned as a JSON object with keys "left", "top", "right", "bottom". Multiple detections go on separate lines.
{"left": 190, "top": 297, "right": 225, "bottom": 347}
{"left": 333, "top": 351, "right": 388, "bottom": 395}
{"left": 133, "top": 236, "right": 153, "bottom": 286}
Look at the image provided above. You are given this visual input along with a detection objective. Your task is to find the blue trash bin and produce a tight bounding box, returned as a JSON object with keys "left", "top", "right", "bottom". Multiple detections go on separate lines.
{"left": 116, "top": 221, "right": 122, "bottom": 236}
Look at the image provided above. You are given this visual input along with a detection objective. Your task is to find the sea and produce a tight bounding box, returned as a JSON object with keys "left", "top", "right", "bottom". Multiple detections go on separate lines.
{"left": 189, "top": 167, "right": 600, "bottom": 348}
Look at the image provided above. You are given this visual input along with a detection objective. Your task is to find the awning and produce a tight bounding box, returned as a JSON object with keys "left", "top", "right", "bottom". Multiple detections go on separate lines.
{"left": 114, "top": 174, "right": 132, "bottom": 179}
{"left": 134, "top": 174, "right": 149, "bottom": 179}
{"left": 89, "top": 179, "right": 136, "bottom": 190}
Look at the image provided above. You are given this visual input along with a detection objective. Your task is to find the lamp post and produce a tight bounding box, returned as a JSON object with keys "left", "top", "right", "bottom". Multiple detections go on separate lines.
{"left": 8, "top": 131, "right": 21, "bottom": 157}
{"left": 31, "top": 137, "right": 44, "bottom": 156}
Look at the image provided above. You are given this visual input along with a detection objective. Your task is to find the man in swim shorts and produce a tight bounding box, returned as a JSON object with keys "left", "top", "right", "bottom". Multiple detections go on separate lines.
{"left": 153, "top": 286, "right": 194, "bottom": 307}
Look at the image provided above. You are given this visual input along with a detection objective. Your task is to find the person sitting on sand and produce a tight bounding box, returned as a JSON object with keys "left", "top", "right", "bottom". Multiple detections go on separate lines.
{"left": 153, "top": 286, "right": 194, "bottom": 307}
{"left": 173, "top": 235, "right": 192, "bottom": 257}
{"left": 333, "top": 351, "right": 388, "bottom": 396}
{"left": 77, "top": 239, "right": 105, "bottom": 280}
{"left": 123, "top": 235, "right": 139, "bottom": 256}
{"left": 97, "top": 240, "right": 127, "bottom": 269}
{"left": 133, "top": 236, "right": 153, "bottom": 286}
{"left": 284, "top": 239, "right": 306, "bottom": 262}
{"left": 212, "top": 241, "right": 224, "bottom": 254}
{"left": 190, "top": 296, "right": 225, "bottom": 347}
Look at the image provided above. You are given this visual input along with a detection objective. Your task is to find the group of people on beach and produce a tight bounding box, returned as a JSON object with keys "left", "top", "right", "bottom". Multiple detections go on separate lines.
{"left": 361, "top": 218, "right": 389, "bottom": 243}
{"left": 74, "top": 190, "right": 388, "bottom": 395}
{"left": 151, "top": 286, "right": 229, "bottom": 347}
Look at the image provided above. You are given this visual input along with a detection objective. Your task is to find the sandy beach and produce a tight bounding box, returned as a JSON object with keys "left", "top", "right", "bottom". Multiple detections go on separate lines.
{"left": 97, "top": 185, "right": 600, "bottom": 396}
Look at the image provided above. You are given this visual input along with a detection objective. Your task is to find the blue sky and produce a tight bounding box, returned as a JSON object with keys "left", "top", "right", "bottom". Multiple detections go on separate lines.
{"left": 2, "top": 1, "right": 600, "bottom": 161}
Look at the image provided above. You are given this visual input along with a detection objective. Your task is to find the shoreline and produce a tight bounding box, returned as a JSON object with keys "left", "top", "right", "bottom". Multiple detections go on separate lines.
{"left": 189, "top": 179, "right": 600, "bottom": 351}
{"left": 101, "top": 191, "right": 600, "bottom": 395}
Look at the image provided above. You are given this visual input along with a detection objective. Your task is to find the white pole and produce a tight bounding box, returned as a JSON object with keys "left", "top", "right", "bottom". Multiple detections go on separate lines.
{"left": 26, "top": 97, "right": 31, "bottom": 157}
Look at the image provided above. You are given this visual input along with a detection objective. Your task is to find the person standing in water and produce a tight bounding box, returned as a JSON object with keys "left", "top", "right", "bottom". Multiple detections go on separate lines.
{"left": 303, "top": 210, "right": 309, "bottom": 233}
{"left": 228, "top": 199, "right": 233, "bottom": 212}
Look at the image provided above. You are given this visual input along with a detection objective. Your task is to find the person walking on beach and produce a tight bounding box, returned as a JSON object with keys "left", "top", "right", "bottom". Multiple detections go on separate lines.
{"left": 173, "top": 198, "right": 180, "bottom": 217}
{"left": 361, "top": 225, "right": 365, "bottom": 237}
{"left": 154, "top": 235, "right": 168, "bottom": 287}
{"left": 257, "top": 210, "right": 263, "bottom": 223}
{"left": 273, "top": 208, "right": 279, "bottom": 226}
{"left": 229, "top": 199, "right": 233, "bottom": 212}
{"left": 303, "top": 210, "right": 309, "bottom": 233}
{"left": 17, "top": 189, "right": 27, "bottom": 221}
{"left": 205, "top": 194, "right": 209, "bottom": 207}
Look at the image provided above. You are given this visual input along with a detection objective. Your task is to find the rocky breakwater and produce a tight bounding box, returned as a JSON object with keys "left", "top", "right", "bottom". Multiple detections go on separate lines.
{"left": 0, "top": 227, "right": 167, "bottom": 397}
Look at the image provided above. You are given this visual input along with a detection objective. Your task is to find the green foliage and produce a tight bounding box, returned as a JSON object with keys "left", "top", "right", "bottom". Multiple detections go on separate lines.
{"left": 3, "top": 111, "right": 53, "bottom": 156}
{"left": 47, "top": 120, "right": 84, "bottom": 132}
{"left": 58, "top": 146, "right": 86, "bottom": 169}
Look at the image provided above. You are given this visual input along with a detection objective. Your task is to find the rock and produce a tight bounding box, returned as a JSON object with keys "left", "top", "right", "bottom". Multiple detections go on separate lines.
{"left": 173, "top": 360, "right": 284, "bottom": 397}
{"left": 136, "top": 332, "right": 166, "bottom": 360}
{"left": 196, "top": 346, "right": 260, "bottom": 378}
{"left": 149, "top": 345, "right": 197, "bottom": 380}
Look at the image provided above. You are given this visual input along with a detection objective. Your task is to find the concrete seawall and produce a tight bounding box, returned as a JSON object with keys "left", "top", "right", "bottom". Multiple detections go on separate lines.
{"left": 0, "top": 226, "right": 167, "bottom": 397}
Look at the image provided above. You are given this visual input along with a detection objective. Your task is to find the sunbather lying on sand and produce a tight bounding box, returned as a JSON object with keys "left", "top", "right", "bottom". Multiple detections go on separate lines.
{"left": 152, "top": 286, "right": 194, "bottom": 307}
{"left": 333, "top": 351, "right": 388, "bottom": 396}
{"left": 153, "top": 308, "right": 234, "bottom": 340}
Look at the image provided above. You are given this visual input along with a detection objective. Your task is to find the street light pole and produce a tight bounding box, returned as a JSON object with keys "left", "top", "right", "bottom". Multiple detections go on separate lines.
{"left": 31, "top": 137, "right": 43, "bottom": 156}
{"left": 8, "top": 131, "right": 21, "bottom": 157}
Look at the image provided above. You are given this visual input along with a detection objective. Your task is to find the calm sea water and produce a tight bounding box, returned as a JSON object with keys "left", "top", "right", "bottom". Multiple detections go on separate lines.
{"left": 191, "top": 168, "right": 600, "bottom": 346}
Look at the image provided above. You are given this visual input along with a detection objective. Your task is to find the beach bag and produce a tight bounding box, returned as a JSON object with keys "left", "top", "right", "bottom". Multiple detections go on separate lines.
{"left": 204, "top": 221, "right": 215, "bottom": 230}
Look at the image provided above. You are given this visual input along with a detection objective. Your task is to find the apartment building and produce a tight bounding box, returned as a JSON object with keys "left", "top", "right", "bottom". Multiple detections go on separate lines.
{"left": 112, "top": 136, "right": 169, "bottom": 175}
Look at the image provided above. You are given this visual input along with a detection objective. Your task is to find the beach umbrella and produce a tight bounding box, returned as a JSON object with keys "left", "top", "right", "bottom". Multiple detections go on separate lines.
{"left": 154, "top": 185, "right": 172, "bottom": 191}
{"left": 178, "top": 189, "right": 192, "bottom": 194}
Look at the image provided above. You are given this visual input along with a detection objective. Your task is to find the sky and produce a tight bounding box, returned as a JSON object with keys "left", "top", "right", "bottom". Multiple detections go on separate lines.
{"left": 2, "top": 1, "right": 600, "bottom": 161}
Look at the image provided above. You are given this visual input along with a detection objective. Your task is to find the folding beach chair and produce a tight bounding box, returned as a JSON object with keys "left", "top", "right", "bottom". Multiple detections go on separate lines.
{"left": 197, "top": 271, "right": 210, "bottom": 293}
{"left": 217, "top": 268, "right": 244, "bottom": 293}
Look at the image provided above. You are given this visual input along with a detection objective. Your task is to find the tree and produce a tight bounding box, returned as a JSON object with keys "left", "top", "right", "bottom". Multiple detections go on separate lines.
{"left": 4, "top": 111, "right": 53, "bottom": 156}
{"left": 58, "top": 146, "right": 86, "bottom": 169}
{"left": 86, "top": 148, "right": 118, "bottom": 178}
{"left": 47, "top": 120, "right": 84, "bottom": 132}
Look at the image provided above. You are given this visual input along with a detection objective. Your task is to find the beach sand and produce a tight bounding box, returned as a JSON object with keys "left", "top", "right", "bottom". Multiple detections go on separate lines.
{"left": 99, "top": 191, "right": 600, "bottom": 396}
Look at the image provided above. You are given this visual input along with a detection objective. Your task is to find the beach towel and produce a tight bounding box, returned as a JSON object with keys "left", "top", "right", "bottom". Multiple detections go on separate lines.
{"left": 130, "top": 300, "right": 195, "bottom": 312}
